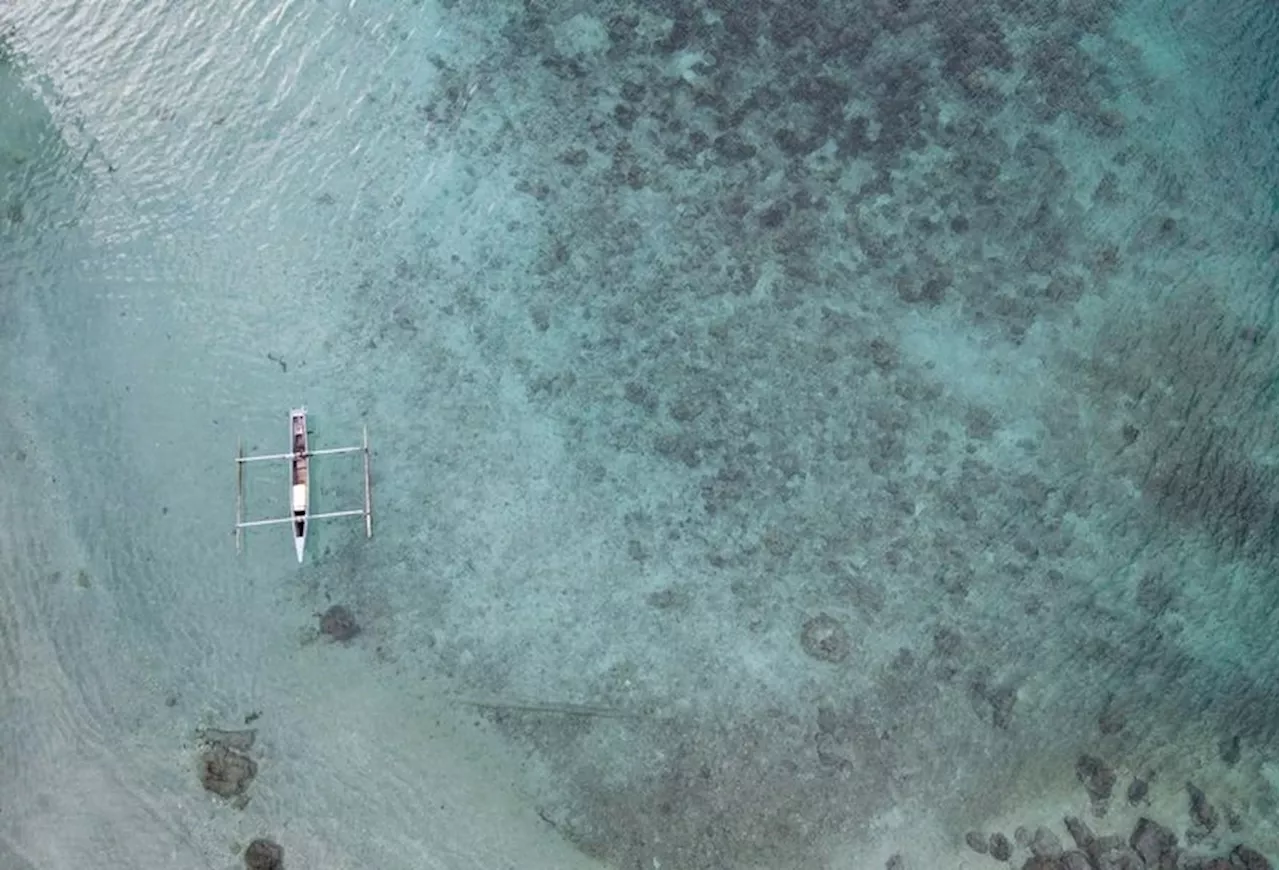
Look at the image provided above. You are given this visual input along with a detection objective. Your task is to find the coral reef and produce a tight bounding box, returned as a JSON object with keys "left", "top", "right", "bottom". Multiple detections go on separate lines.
{"left": 334, "top": 0, "right": 1278, "bottom": 866}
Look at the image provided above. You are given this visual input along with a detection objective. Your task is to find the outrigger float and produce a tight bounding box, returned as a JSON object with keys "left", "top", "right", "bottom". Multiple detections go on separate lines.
{"left": 235, "top": 408, "right": 372, "bottom": 562}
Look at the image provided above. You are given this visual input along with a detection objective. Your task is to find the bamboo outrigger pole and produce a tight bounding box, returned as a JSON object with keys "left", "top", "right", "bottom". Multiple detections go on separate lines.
{"left": 236, "top": 437, "right": 245, "bottom": 553}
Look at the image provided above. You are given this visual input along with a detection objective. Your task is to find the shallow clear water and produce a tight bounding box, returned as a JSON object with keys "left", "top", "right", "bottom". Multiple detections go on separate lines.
{"left": 1, "top": 1, "right": 1276, "bottom": 868}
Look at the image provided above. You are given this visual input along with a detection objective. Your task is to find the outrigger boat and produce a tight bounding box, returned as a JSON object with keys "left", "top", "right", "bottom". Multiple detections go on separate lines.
{"left": 235, "top": 408, "right": 372, "bottom": 562}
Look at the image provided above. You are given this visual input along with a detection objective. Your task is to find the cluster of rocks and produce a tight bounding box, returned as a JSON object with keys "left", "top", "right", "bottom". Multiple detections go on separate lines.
{"left": 1070, "top": 754, "right": 1246, "bottom": 847}
{"left": 960, "top": 814, "right": 1272, "bottom": 870}
{"left": 197, "top": 727, "right": 259, "bottom": 808}
{"left": 948, "top": 751, "right": 1273, "bottom": 869}
{"left": 190, "top": 607, "right": 353, "bottom": 862}
{"left": 197, "top": 734, "right": 286, "bottom": 867}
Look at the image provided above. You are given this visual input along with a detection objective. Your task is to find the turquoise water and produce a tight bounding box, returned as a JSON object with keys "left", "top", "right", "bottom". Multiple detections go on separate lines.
{"left": 1, "top": 1, "right": 1276, "bottom": 868}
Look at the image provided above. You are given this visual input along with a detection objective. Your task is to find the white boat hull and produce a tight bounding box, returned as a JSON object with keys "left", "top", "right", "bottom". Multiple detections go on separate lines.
{"left": 290, "top": 408, "right": 309, "bottom": 563}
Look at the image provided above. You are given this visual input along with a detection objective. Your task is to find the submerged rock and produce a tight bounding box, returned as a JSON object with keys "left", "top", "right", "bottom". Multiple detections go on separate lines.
{"left": 198, "top": 727, "right": 259, "bottom": 800}
{"left": 1064, "top": 815, "right": 1095, "bottom": 851}
{"left": 200, "top": 743, "right": 257, "bottom": 798}
{"left": 1218, "top": 734, "right": 1241, "bottom": 766}
{"left": 1186, "top": 782, "right": 1218, "bottom": 835}
{"left": 319, "top": 604, "right": 360, "bottom": 641}
{"left": 1129, "top": 817, "right": 1177, "bottom": 867}
{"left": 1029, "top": 826, "right": 1062, "bottom": 858}
{"left": 1127, "top": 775, "right": 1150, "bottom": 806}
{"left": 1100, "top": 850, "right": 1144, "bottom": 870}
{"left": 1076, "top": 754, "right": 1116, "bottom": 813}
{"left": 1060, "top": 850, "right": 1091, "bottom": 870}
{"left": 1231, "top": 845, "right": 1273, "bottom": 870}
{"left": 244, "top": 838, "right": 284, "bottom": 870}
{"left": 799, "top": 612, "right": 849, "bottom": 663}
{"left": 1023, "top": 858, "right": 1060, "bottom": 870}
